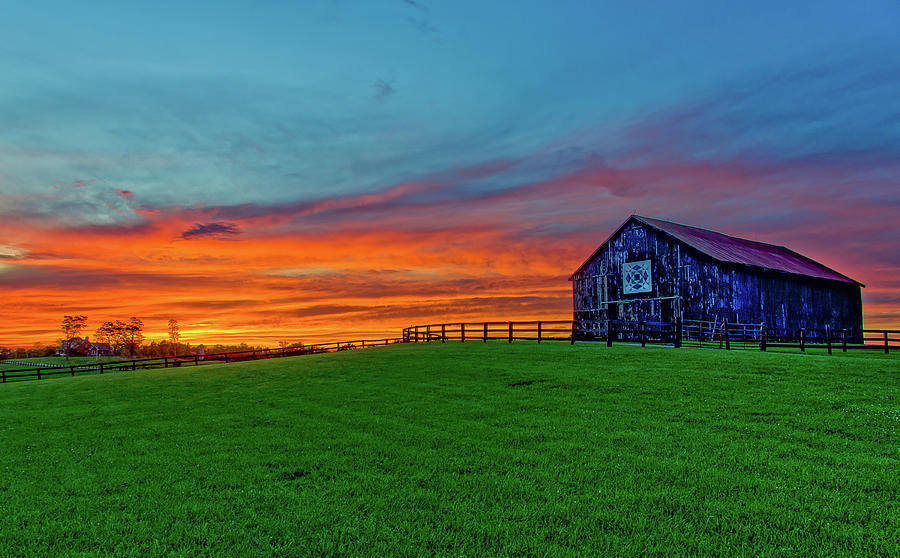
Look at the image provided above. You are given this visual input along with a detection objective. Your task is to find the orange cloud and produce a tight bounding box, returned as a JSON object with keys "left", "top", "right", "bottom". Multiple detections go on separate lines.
{"left": 2, "top": 147, "right": 897, "bottom": 347}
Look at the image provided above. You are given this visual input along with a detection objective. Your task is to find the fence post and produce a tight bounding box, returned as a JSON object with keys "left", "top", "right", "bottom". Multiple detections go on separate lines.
{"left": 1, "top": 370, "right": 5, "bottom": 382}
{"left": 886, "top": 331, "right": 890, "bottom": 354}
{"left": 132, "top": 360, "right": 136, "bottom": 371}
{"left": 70, "top": 366, "right": 75, "bottom": 377}
{"left": 441, "top": 324, "right": 446, "bottom": 343}
{"left": 760, "top": 325, "right": 767, "bottom": 351}
{"left": 841, "top": 331, "right": 847, "bottom": 352}
{"left": 426, "top": 325, "right": 431, "bottom": 342}
{"left": 826, "top": 326, "right": 832, "bottom": 355}
{"left": 800, "top": 329, "right": 805, "bottom": 352}
{"left": 508, "top": 322, "right": 513, "bottom": 344}
{"left": 165, "top": 357, "right": 169, "bottom": 368}
{"left": 570, "top": 320, "right": 575, "bottom": 344}
{"left": 640, "top": 321, "right": 646, "bottom": 347}
{"left": 606, "top": 320, "right": 613, "bottom": 348}
{"left": 699, "top": 321, "right": 704, "bottom": 344}
{"left": 724, "top": 320, "right": 730, "bottom": 351}
{"left": 674, "top": 317, "right": 682, "bottom": 348}
{"left": 99, "top": 363, "right": 104, "bottom": 374}
{"left": 461, "top": 323, "right": 465, "bottom": 343}
{"left": 38, "top": 369, "right": 42, "bottom": 380}
{"left": 484, "top": 322, "right": 488, "bottom": 343}
{"left": 195, "top": 355, "right": 199, "bottom": 366}
{"left": 537, "top": 321, "right": 542, "bottom": 344}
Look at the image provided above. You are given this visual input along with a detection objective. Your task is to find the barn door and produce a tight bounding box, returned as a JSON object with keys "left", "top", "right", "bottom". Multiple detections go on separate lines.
{"left": 607, "top": 301, "right": 618, "bottom": 321}
{"left": 661, "top": 299, "right": 673, "bottom": 325}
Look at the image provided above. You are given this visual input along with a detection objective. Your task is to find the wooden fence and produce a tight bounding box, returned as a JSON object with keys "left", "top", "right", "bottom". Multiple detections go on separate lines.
{"left": 404, "top": 319, "right": 899, "bottom": 355}
{"left": 763, "top": 328, "right": 899, "bottom": 355}
{"left": 402, "top": 321, "right": 574, "bottom": 344}
{"left": 2, "top": 319, "right": 896, "bottom": 384}
{"left": 0, "top": 337, "right": 404, "bottom": 383}
{"left": 682, "top": 319, "right": 762, "bottom": 350}
{"left": 403, "top": 320, "right": 684, "bottom": 347}
{"left": 681, "top": 319, "right": 899, "bottom": 354}
{"left": 571, "top": 319, "right": 681, "bottom": 347}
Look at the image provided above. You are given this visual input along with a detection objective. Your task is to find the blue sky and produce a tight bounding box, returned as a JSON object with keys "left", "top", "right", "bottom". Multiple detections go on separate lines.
{"left": 3, "top": 1, "right": 897, "bottom": 213}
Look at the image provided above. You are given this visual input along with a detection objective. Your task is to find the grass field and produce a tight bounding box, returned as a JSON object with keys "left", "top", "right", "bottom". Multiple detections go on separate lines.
{"left": 0, "top": 356, "right": 125, "bottom": 371}
{"left": 1, "top": 342, "right": 898, "bottom": 556}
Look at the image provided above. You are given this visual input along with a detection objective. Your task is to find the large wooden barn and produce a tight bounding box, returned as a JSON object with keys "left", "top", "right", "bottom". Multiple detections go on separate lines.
{"left": 570, "top": 215, "right": 864, "bottom": 342}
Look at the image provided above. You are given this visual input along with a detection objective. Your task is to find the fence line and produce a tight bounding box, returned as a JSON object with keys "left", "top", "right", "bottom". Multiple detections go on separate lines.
{"left": 3, "top": 360, "right": 77, "bottom": 368}
{"left": 2, "top": 319, "right": 896, "bottom": 384}
{"left": 404, "top": 319, "right": 899, "bottom": 355}
{"left": 402, "top": 321, "right": 575, "bottom": 344}
{"left": 0, "top": 337, "right": 405, "bottom": 384}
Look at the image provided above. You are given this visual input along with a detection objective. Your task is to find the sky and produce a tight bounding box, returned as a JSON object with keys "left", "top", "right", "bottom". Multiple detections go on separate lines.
{"left": 1, "top": 1, "right": 899, "bottom": 346}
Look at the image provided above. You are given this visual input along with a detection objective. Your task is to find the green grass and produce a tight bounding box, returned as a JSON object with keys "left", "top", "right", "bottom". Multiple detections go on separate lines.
{"left": 0, "top": 356, "right": 125, "bottom": 371}
{"left": 1, "top": 342, "right": 898, "bottom": 556}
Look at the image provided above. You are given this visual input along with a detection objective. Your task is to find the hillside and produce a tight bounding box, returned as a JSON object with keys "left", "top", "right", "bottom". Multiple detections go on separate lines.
{"left": 1, "top": 343, "right": 897, "bottom": 556}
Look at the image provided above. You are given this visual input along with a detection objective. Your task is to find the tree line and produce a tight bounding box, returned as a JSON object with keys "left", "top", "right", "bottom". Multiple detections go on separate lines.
{"left": 0, "top": 316, "right": 281, "bottom": 361}
{"left": 59, "top": 315, "right": 180, "bottom": 359}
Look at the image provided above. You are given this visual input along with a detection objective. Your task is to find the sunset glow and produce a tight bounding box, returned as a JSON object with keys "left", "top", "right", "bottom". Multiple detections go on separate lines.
{"left": 1, "top": 2, "right": 898, "bottom": 347}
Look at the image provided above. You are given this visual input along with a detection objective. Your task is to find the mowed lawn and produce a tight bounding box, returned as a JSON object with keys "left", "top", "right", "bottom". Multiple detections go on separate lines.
{"left": 0, "top": 356, "right": 125, "bottom": 371}
{"left": 1, "top": 343, "right": 898, "bottom": 556}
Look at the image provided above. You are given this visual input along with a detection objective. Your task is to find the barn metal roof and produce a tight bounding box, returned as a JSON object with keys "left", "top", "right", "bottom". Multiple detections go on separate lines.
{"left": 570, "top": 215, "right": 863, "bottom": 286}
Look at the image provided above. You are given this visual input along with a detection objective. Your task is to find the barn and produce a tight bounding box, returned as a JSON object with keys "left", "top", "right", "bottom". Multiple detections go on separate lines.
{"left": 570, "top": 215, "right": 864, "bottom": 343}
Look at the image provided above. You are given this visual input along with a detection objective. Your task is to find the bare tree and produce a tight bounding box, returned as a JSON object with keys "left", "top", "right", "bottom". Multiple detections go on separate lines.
{"left": 61, "top": 315, "right": 88, "bottom": 361}
{"left": 168, "top": 319, "right": 180, "bottom": 356}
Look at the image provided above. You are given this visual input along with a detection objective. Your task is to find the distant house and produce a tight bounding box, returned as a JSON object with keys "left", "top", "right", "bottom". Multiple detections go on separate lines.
{"left": 570, "top": 215, "right": 864, "bottom": 341}
{"left": 59, "top": 337, "right": 113, "bottom": 357}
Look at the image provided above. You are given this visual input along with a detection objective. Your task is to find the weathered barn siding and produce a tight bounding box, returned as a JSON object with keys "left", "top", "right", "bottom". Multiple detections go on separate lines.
{"left": 573, "top": 221, "right": 682, "bottom": 337}
{"left": 572, "top": 217, "right": 863, "bottom": 341}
